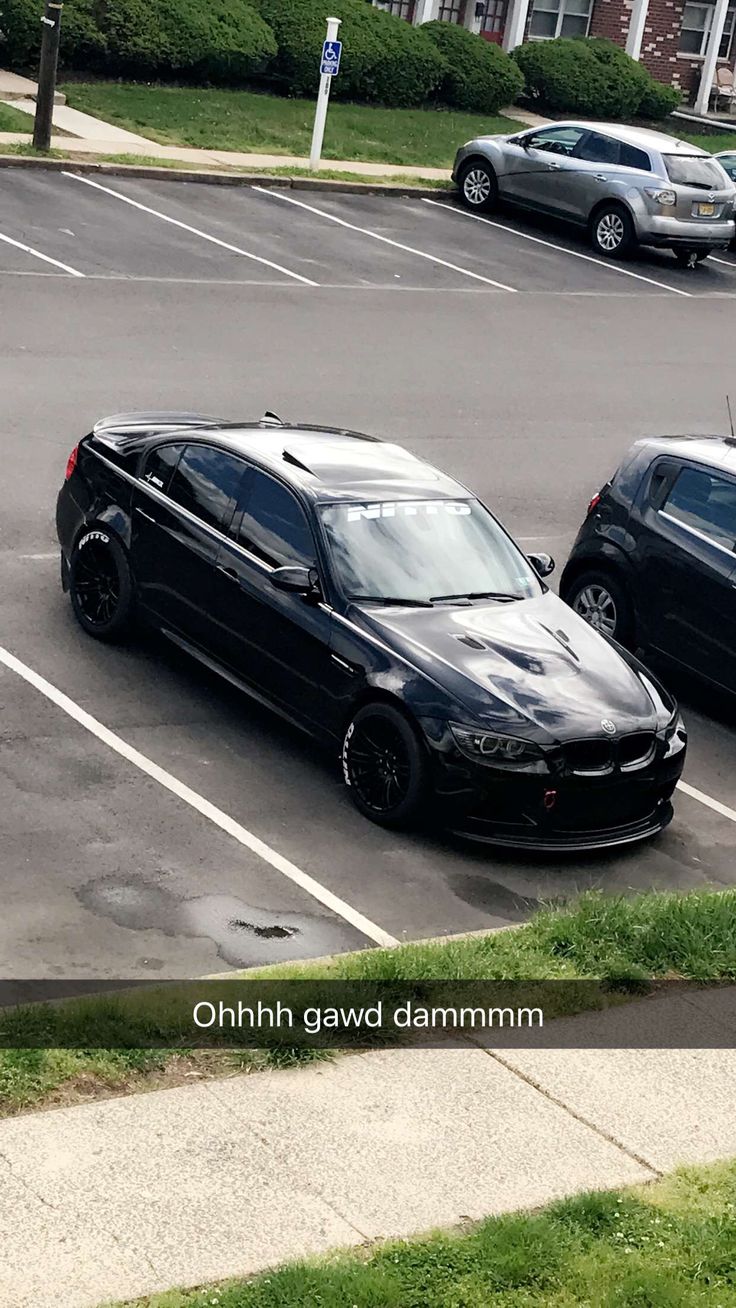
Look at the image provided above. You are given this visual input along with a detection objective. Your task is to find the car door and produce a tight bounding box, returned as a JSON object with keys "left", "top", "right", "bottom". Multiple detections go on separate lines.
{"left": 131, "top": 442, "right": 245, "bottom": 646}
{"left": 560, "top": 133, "right": 653, "bottom": 223}
{"left": 636, "top": 460, "right": 736, "bottom": 691}
{"left": 500, "top": 125, "right": 586, "bottom": 213}
{"left": 210, "top": 468, "right": 338, "bottom": 731}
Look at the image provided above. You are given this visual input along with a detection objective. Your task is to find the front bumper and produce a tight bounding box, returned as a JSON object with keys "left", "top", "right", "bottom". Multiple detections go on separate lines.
{"left": 424, "top": 725, "right": 686, "bottom": 853}
{"left": 634, "top": 214, "right": 734, "bottom": 250}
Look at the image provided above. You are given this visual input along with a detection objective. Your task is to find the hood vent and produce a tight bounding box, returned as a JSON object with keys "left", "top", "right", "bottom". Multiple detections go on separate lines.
{"left": 453, "top": 634, "right": 488, "bottom": 651}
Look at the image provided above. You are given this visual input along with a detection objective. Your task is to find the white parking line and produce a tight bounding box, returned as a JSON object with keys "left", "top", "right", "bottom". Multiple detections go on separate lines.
{"left": 253, "top": 186, "right": 518, "bottom": 292}
{"left": 0, "top": 229, "right": 85, "bottom": 277}
{"left": 0, "top": 643, "right": 399, "bottom": 949}
{"left": 710, "top": 256, "right": 736, "bottom": 269}
{"left": 677, "top": 779, "right": 736, "bottom": 824}
{"left": 62, "top": 172, "right": 318, "bottom": 287}
{"left": 422, "top": 199, "right": 693, "bottom": 298}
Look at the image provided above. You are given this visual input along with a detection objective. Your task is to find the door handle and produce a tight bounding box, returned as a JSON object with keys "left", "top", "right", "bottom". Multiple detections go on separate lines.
{"left": 135, "top": 507, "right": 157, "bottom": 524}
{"left": 547, "top": 162, "right": 561, "bottom": 170}
{"left": 217, "top": 564, "right": 239, "bottom": 582}
{"left": 594, "top": 173, "right": 607, "bottom": 181}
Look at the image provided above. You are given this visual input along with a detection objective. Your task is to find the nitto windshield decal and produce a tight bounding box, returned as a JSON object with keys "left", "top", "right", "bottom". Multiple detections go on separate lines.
{"left": 346, "top": 501, "right": 472, "bottom": 521}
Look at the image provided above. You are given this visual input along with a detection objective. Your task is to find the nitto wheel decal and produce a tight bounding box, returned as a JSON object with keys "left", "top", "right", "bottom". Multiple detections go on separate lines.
{"left": 72, "top": 542, "right": 120, "bottom": 627}
{"left": 345, "top": 717, "right": 412, "bottom": 815}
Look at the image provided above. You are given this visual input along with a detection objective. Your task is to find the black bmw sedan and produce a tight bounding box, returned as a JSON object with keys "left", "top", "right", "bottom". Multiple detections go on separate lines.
{"left": 56, "top": 412, "right": 687, "bottom": 851}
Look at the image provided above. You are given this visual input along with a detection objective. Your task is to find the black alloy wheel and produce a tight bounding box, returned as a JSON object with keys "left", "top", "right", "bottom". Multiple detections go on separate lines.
{"left": 69, "top": 529, "right": 133, "bottom": 642}
{"left": 342, "top": 703, "right": 429, "bottom": 829}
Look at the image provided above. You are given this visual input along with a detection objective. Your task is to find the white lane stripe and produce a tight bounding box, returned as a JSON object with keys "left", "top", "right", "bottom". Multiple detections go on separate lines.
{"left": 677, "top": 779, "right": 736, "bottom": 824}
{"left": 710, "top": 256, "right": 736, "bottom": 269}
{"left": 421, "top": 198, "right": 693, "bottom": 298}
{"left": 0, "top": 643, "right": 398, "bottom": 949}
{"left": 62, "top": 172, "right": 318, "bottom": 287}
{"left": 0, "top": 229, "right": 85, "bottom": 277}
{"left": 253, "top": 186, "right": 518, "bottom": 292}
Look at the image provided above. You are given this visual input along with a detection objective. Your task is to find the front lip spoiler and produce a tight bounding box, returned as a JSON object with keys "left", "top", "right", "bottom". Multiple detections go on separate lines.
{"left": 448, "top": 801, "right": 673, "bottom": 853}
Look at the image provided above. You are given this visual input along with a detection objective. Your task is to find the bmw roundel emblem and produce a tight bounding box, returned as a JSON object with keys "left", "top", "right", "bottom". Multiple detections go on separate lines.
{"left": 601, "top": 719, "right": 617, "bottom": 735}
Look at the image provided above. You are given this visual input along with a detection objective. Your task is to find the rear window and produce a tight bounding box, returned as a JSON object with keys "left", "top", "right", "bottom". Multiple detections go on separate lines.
{"left": 663, "top": 155, "right": 726, "bottom": 189}
{"left": 718, "top": 154, "right": 736, "bottom": 180}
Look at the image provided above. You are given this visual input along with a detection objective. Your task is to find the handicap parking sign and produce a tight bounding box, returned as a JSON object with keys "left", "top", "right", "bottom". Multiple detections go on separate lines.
{"left": 321, "top": 39, "right": 342, "bottom": 76}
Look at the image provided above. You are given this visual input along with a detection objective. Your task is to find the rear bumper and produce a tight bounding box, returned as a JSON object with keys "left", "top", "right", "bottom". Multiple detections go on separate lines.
{"left": 635, "top": 214, "right": 734, "bottom": 249}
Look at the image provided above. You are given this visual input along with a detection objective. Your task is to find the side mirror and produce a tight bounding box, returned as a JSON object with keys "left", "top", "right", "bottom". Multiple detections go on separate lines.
{"left": 528, "top": 552, "right": 555, "bottom": 579}
{"left": 270, "top": 565, "right": 321, "bottom": 597}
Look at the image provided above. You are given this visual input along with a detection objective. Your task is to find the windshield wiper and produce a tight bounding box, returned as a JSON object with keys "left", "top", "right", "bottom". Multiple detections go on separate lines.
{"left": 430, "top": 590, "right": 523, "bottom": 603}
{"left": 348, "top": 594, "right": 434, "bottom": 608}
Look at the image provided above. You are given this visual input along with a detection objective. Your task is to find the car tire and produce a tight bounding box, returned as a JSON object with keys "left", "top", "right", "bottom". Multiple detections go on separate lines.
{"left": 342, "top": 702, "right": 429, "bottom": 829}
{"left": 673, "top": 248, "right": 709, "bottom": 267}
{"left": 458, "top": 160, "right": 498, "bottom": 213}
{"left": 563, "top": 569, "right": 635, "bottom": 647}
{"left": 589, "top": 204, "right": 635, "bottom": 259}
{"left": 68, "top": 528, "right": 134, "bottom": 642}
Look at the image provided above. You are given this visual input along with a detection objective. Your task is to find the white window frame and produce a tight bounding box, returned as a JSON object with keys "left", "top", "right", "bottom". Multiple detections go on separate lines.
{"left": 528, "top": 0, "right": 593, "bottom": 40}
{"left": 679, "top": 1, "right": 736, "bottom": 58}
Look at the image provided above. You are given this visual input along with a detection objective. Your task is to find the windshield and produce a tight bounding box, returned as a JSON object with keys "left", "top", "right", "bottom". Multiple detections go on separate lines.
{"left": 319, "top": 499, "right": 542, "bottom": 604}
{"left": 663, "top": 155, "right": 727, "bottom": 189}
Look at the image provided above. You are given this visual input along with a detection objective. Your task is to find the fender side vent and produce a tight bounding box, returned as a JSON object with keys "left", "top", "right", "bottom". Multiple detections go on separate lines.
{"left": 453, "top": 634, "right": 487, "bottom": 650}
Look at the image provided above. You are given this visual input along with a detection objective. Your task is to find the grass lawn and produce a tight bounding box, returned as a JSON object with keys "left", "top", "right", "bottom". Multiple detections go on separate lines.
{"left": 60, "top": 83, "right": 523, "bottom": 166}
{"left": 114, "top": 1158, "right": 736, "bottom": 1307}
{"left": 0, "top": 101, "right": 33, "bottom": 132}
{"left": 2, "top": 888, "right": 735, "bottom": 1118}
{"left": 678, "top": 128, "right": 736, "bottom": 153}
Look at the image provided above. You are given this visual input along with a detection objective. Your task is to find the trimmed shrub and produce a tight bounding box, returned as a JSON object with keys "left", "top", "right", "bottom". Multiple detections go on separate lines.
{"left": 0, "top": 0, "right": 277, "bottom": 82}
{"left": 422, "top": 20, "right": 523, "bottom": 114}
{"left": 513, "top": 36, "right": 679, "bottom": 121}
{"left": 252, "top": 0, "right": 444, "bottom": 106}
{"left": 637, "top": 78, "right": 681, "bottom": 119}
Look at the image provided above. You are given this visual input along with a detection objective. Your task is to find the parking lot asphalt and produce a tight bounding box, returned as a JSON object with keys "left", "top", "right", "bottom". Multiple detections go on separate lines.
{"left": 2, "top": 166, "right": 736, "bottom": 977}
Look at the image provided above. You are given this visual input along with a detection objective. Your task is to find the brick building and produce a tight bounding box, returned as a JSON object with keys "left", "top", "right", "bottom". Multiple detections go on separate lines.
{"left": 374, "top": 0, "right": 736, "bottom": 106}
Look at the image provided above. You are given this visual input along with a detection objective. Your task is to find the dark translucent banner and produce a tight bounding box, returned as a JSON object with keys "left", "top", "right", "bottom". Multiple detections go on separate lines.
{"left": 0, "top": 979, "right": 733, "bottom": 1049}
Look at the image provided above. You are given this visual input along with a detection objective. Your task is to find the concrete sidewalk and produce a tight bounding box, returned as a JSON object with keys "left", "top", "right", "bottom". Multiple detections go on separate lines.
{"left": 1, "top": 986, "right": 735, "bottom": 1308}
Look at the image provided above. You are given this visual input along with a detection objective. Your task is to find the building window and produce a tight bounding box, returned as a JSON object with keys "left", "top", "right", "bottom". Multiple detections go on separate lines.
{"left": 679, "top": 2, "right": 736, "bottom": 57}
{"left": 438, "top": 0, "right": 463, "bottom": 18}
{"left": 528, "top": 0, "right": 592, "bottom": 39}
{"left": 373, "top": 0, "right": 415, "bottom": 16}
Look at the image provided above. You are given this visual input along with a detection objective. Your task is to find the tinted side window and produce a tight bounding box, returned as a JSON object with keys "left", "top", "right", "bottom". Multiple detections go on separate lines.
{"left": 235, "top": 471, "right": 316, "bottom": 568}
{"left": 577, "top": 132, "right": 620, "bottom": 165}
{"left": 663, "top": 466, "right": 736, "bottom": 549}
{"left": 525, "top": 126, "right": 585, "bottom": 156}
{"left": 168, "top": 445, "right": 245, "bottom": 531}
{"left": 619, "top": 143, "right": 651, "bottom": 172}
{"left": 142, "top": 442, "right": 185, "bottom": 493}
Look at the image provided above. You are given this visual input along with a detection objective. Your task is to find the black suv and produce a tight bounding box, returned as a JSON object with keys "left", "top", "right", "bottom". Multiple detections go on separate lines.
{"left": 560, "top": 435, "right": 736, "bottom": 693}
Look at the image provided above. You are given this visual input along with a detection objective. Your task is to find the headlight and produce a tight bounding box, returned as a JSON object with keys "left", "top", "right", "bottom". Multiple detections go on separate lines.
{"left": 663, "top": 711, "right": 687, "bottom": 758}
{"left": 644, "top": 188, "right": 676, "bottom": 206}
{"left": 449, "top": 722, "right": 543, "bottom": 766}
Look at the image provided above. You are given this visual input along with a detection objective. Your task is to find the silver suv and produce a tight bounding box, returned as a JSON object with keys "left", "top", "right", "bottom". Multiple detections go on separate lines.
{"left": 453, "top": 122, "right": 736, "bottom": 266}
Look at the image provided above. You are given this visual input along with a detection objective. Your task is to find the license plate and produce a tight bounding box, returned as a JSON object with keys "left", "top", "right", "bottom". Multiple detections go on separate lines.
{"left": 695, "top": 202, "right": 716, "bottom": 217}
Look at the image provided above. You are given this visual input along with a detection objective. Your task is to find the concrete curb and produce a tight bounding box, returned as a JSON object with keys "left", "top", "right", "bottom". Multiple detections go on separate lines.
{"left": 0, "top": 152, "right": 453, "bottom": 198}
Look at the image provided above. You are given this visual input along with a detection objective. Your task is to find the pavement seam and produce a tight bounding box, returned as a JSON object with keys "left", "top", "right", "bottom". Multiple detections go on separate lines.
{"left": 199, "top": 1078, "right": 373, "bottom": 1243}
{"left": 474, "top": 1045, "right": 663, "bottom": 1179}
{"left": 0, "top": 1144, "right": 164, "bottom": 1278}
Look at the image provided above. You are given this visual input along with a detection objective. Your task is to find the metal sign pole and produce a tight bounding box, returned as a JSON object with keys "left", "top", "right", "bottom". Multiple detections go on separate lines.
{"left": 310, "top": 16, "right": 342, "bottom": 172}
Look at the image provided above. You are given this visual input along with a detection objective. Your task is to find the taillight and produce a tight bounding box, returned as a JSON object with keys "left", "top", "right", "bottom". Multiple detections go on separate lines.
{"left": 586, "top": 490, "right": 602, "bottom": 516}
{"left": 65, "top": 444, "right": 79, "bottom": 481}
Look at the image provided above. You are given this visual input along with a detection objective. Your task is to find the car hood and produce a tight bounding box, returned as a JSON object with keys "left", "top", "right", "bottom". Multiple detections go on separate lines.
{"left": 353, "top": 591, "right": 668, "bottom": 742}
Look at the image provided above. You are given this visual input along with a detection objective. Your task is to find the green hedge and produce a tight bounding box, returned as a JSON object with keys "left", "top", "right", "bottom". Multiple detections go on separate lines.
{"left": 422, "top": 20, "right": 523, "bottom": 114}
{"left": 513, "top": 36, "right": 680, "bottom": 121}
{"left": 252, "top": 0, "right": 444, "bottom": 106}
{"left": 0, "top": 0, "right": 277, "bottom": 82}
